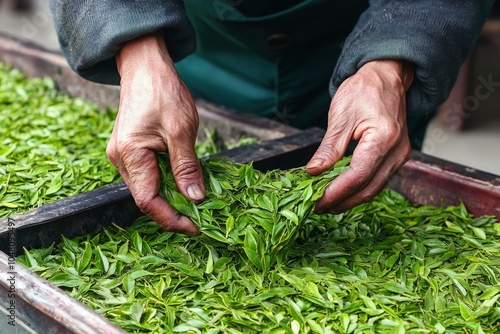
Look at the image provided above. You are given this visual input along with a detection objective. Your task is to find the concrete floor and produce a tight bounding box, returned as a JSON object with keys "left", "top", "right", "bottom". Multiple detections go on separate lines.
{"left": 422, "top": 38, "right": 500, "bottom": 176}
{"left": 0, "top": 1, "right": 58, "bottom": 51}
{"left": 1, "top": 1, "right": 499, "bottom": 176}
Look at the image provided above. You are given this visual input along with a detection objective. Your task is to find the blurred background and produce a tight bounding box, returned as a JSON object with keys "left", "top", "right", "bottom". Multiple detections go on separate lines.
{"left": 1, "top": 0, "right": 499, "bottom": 176}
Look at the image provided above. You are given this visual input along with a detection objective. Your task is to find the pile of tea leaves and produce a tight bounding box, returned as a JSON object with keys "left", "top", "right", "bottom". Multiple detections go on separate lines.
{"left": 0, "top": 63, "right": 119, "bottom": 217}
{"left": 19, "top": 171, "right": 500, "bottom": 333}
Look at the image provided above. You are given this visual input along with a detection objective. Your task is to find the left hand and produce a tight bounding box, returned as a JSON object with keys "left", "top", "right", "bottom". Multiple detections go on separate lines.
{"left": 107, "top": 33, "right": 203, "bottom": 236}
{"left": 306, "top": 60, "right": 414, "bottom": 213}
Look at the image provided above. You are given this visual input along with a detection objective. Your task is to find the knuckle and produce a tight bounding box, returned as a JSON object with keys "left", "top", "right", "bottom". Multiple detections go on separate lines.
{"left": 172, "top": 158, "right": 200, "bottom": 180}
{"left": 350, "top": 177, "right": 369, "bottom": 193}
{"left": 105, "top": 142, "right": 117, "bottom": 163}
{"left": 386, "top": 121, "right": 402, "bottom": 135}
{"left": 402, "top": 142, "right": 412, "bottom": 161}
{"left": 115, "top": 136, "right": 139, "bottom": 159}
{"left": 316, "top": 142, "right": 341, "bottom": 162}
{"left": 134, "top": 194, "right": 152, "bottom": 214}
{"left": 358, "top": 189, "right": 377, "bottom": 204}
{"left": 167, "top": 120, "right": 197, "bottom": 142}
{"left": 158, "top": 216, "right": 183, "bottom": 233}
{"left": 392, "top": 138, "right": 412, "bottom": 170}
{"left": 383, "top": 124, "right": 403, "bottom": 147}
{"left": 157, "top": 219, "right": 173, "bottom": 231}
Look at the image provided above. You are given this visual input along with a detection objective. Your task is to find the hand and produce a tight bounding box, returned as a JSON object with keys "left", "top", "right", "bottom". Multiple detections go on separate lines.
{"left": 306, "top": 60, "right": 414, "bottom": 213}
{"left": 107, "top": 33, "right": 204, "bottom": 235}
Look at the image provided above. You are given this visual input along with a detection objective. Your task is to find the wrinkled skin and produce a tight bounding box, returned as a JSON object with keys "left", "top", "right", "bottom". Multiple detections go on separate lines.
{"left": 307, "top": 60, "right": 414, "bottom": 213}
{"left": 110, "top": 33, "right": 414, "bottom": 234}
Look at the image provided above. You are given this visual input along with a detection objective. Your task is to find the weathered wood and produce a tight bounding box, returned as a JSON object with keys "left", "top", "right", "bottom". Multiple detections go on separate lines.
{"left": 195, "top": 99, "right": 301, "bottom": 141}
{"left": 214, "top": 127, "right": 324, "bottom": 170}
{"left": 390, "top": 151, "right": 500, "bottom": 219}
{"left": 0, "top": 252, "right": 127, "bottom": 334}
{"left": 0, "top": 182, "right": 141, "bottom": 256}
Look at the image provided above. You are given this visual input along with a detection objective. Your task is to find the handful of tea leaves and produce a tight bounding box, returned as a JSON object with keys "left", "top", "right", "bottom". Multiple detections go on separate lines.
{"left": 157, "top": 153, "right": 351, "bottom": 271}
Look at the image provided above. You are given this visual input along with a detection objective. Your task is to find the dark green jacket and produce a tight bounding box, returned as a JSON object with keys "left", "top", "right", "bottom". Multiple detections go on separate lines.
{"left": 49, "top": 0, "right": 495, "bottom": 145}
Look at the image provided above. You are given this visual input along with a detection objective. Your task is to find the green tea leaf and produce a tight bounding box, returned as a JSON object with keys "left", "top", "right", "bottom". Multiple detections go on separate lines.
{"left": 96, "top": 246, "right": 109, "bottom": 273}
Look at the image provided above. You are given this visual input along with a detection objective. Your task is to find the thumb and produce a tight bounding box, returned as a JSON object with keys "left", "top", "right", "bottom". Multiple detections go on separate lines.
{"left": 169, "top": 140, "right": 205, "bottom": 203}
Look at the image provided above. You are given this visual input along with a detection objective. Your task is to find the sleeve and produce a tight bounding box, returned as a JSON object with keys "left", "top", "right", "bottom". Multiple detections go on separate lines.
{"left": 49, "top": 0, "right": 196, "bottom": 85}
{"left": 329, "top": 0, "right": 496, "bottom": 116}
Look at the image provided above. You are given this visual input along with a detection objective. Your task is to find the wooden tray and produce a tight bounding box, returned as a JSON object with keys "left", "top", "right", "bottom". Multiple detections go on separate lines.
{"left": 390, "top": 151, "right": 500, "bottom": 219}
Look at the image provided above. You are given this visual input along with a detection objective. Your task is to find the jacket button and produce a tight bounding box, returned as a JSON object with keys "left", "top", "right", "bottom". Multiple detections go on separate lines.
{"left": 266, "top": 34, "right": 291, "bottom": 49}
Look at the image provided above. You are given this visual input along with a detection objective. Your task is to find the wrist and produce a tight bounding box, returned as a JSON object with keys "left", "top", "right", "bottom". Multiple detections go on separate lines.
{"left": 359, "top": 60, "right": 414, "bottom": 93}
{"left": 116, "top": 32, "right": 176, "bottom": 80}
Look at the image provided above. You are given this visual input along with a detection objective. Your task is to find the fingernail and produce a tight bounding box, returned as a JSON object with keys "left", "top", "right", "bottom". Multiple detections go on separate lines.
{"left": 306, "top": 158, "right": 325, "bottom": 170}
{"left": 187, "top": 184, "right": 204, "bottom": 201}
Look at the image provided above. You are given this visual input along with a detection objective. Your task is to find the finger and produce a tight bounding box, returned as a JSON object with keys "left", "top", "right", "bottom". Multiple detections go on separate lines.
{"left": 320, "top": 153, "right": 396, "bottom": 213}
{"left": 168, "top": 131, "right": 205, "bottom": 203}
{"left": 120, "top": 145, "right": 200, "bottom": 235}
{"left": 306, "top": 101, "right": 354, "bottom": 175}
{"left": 315, "top": 129, "right": 387, "bottom": 211}
{"left": 317, "top": 133, "right": 411, "bottom": 213}
{"left": 316, "top": 152, "right": 381, "bottom": 212}
{"left": 140, "top": 195, "right": 200, "bottom": 236}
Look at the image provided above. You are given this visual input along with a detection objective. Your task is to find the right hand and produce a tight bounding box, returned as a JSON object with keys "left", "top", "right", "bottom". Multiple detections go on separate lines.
{"left": 107, "top": 33, "right": 204, "bottom": 236}
{"left": 306, "top": 60, "right": 414, "bottom": 213}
